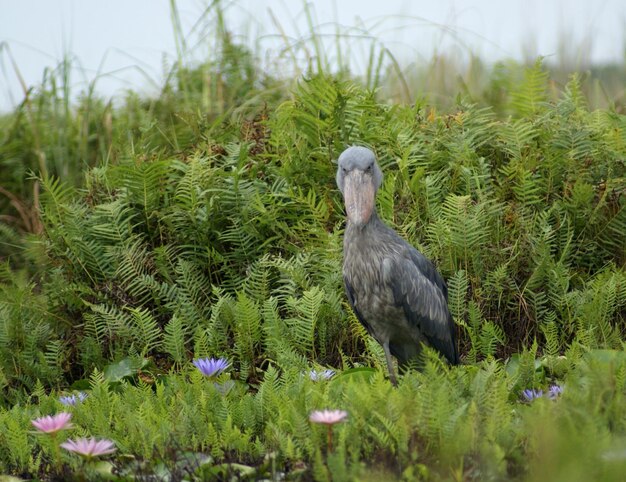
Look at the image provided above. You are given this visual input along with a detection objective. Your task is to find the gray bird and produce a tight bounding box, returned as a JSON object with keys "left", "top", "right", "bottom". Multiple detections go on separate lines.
{"left": 336, "top": 146, "right": 459, "bottom": 385}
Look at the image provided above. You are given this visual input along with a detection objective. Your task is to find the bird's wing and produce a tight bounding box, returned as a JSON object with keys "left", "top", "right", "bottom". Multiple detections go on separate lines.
{"left": 344, "top": 275, "right": 374, "bottom": 335}
{"left": 383, "top": 249, "right": 458, "bottom": 364}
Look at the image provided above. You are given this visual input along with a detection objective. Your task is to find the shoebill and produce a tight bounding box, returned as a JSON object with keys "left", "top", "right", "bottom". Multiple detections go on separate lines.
{"left": 337, "top": 146, "right": 459, "bottom": 385}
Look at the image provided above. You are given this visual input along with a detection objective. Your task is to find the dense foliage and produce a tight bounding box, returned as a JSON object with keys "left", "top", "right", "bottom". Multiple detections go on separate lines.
{"left": 0, "top": 17, "right": 625, "bottom": 480}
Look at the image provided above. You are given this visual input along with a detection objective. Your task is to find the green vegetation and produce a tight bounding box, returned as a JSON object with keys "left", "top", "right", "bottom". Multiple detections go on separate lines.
{"left": 0, "top": 3, "right": 625, "bottom": 480}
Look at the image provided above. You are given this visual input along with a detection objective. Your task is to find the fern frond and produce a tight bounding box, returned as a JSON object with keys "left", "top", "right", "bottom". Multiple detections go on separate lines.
{"left": 163, "top": 314, "right": 187, "bottom": 365}
{"left": 509, "top": 59, "right": 548, "bottom": 117}
{"left": 127, "top": 307, "right": 162, "bottom": 356}
{"left": 447, "top": 270, "right": 468, "bottom": 321}
{"left": 284, "top": 287, "right": 324, "bottom": 358}
{"left": 233, "top": 292, "right": 262, "bottom": 376}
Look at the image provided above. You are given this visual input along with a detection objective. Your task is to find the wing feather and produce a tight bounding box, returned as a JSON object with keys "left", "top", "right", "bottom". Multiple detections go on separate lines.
{"left": 383, "top": 248, "right": 458, "bottom": 364}
{"left": 344, "top": 275, "right": 373, "bottom": 335}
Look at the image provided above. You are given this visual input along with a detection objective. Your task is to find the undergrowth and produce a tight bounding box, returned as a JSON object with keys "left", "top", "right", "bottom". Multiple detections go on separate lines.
{"left": 0, "top": 350, "right": 625, "bottom": 481}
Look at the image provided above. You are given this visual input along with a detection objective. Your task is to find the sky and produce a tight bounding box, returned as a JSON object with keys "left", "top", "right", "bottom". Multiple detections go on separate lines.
{"left": 1, "top": 0, "right": 624, "bottom": 112}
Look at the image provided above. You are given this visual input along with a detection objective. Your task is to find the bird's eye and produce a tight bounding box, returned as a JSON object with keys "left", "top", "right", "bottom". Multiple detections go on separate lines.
{"left": 365, "top": 165, "right": 373, "bottom": 173}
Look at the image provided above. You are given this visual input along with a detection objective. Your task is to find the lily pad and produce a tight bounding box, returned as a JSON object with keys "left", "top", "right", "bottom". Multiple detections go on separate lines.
{"left": 103, "top": 357, "right": 148, "bottom": 383}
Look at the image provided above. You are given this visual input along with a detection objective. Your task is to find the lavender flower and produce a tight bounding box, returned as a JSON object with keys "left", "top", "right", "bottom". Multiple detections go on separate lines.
{"left": 193, "top": 357, "right": 230, "bottom": 378}
{"left": 522, "top": 384, "right": 564, "bottom": 402}
{"left": 309, "top": 369, "right": 336, "bottom": 382}
{"left": 521, "top": 389, "right": 544, "bottom": 402}
{"left": 309, "top": 409, "right": 348, "bottom": 425}
{"left": 31, "top": 412, "right": 73, "bottom": 434}
{"left": 548, "top": 384, "right": 564, "bottom": 399}
{"left": 61, "top": 437, "right": 116, "bottom": 458}
{"left": 59, "top": 392, "right": 88, "bottom": 406}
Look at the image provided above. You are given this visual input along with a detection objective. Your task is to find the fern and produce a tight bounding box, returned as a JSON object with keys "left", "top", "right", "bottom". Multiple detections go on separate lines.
{"left": 509, "top": 59, "right": 549, "bottom": 117}
{"left": 501, "top": 162, "right": 543, "bottom": 207}
{"left": 262, "top": 297, "right": 307, "bottom": 371}
{"left": 114, "top": 236, "right": 158, "bottom": 305}
{"left": 38, "top": 175, "right": 77, "bottom": 226}
{"left": 83, "top": 303, "right": 131, "bottom": 351}
{"left": 174, "top": 258, "right": 212, "bottom": 325}
{"left": 111, "top": 160, "right": 169, "bottom": 227}
{"left": 42, "top": 339, "right": 65, "bottom": 379}
{"left": 128, "top": 307, "right": 162, "bottom": 356}
{"left": 2, "top": 411, "right": 31, "bottom": 470}
{"left": 541, "top": 319, "right": 561, "bottom": 357}
{"left": 233, "top": 292, "right": 262, "bottom": 377}
{"left": 597, "top": 202, "right": 626, "bottom": 261}
{"left": 498, "top": 119, "right": 539, "bottom": 161}
{"left": 428, "top": 195, "right": 493, "bottom": 274}
{"left": 285, "top": 287, "right": 325, "bottom": 358}
{"left": 447, "top": 270, "right": 468, "bottom": 322}
{"left": 560, "top": 74, "right": 588, "bottom": 116}
{"left": 478, "top": 321, "right": 506, "bottom": 358}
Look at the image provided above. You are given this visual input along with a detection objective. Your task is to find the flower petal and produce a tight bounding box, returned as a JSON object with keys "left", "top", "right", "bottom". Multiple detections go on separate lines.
{"left": 309, "top": 409, "right": 348, "bottom": 425}
{"left": 193, "top": 357, "right": 230, "bottom": 378}
{"left": 61, "top": 437, "right": 116, "bottom": 457}
{"left": 31, "top": 412, "right": 73, "bottom": 433}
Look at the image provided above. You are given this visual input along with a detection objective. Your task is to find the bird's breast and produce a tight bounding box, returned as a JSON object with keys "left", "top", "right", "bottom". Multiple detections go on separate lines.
{"left": 343, "top": 232, "right": 416, "bottom": 344}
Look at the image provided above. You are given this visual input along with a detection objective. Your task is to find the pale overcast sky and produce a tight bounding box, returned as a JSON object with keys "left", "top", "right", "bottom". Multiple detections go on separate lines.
{"left": 1, "top": 0, "right": 624, "bottom": 112}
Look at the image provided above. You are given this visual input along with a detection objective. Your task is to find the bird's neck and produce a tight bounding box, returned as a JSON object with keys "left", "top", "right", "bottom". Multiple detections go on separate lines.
{"left": 346, "top": 208, "right": 382, "bottom": 235}
{"left": 343, "top": 209, "right": 387, "bottom": 270}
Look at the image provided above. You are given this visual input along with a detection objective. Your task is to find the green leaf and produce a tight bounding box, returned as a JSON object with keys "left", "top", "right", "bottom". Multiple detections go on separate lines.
{"left": 103, "top": 357, "right": 148, "bottom": 383}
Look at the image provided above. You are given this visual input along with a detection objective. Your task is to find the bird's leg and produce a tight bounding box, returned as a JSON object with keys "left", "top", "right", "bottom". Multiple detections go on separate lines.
{"left": 382, "top": 341, "right": 398, "bottom": 386}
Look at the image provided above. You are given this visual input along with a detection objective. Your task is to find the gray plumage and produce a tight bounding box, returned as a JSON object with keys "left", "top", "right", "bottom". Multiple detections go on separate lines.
{"left": 337, "top": 146, "right": 459, "bottom": 384}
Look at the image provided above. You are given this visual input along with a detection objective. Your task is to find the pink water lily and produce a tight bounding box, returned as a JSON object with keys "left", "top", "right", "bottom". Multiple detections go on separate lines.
{"left": 31, "top": 412, "right": 73, "bottom": 434}
{"left": 309, "top": 409, "right": 348, "bottom": 425}
{"left": 309, "top": 409, "right": 348, "bottom": 453}
{"left": 61, "top": 437, "right": 117, "bottom": 458}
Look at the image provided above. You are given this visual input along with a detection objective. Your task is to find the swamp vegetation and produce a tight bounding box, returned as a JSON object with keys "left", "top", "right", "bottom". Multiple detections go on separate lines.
{"left": 0, "top": 3, "right": 625, "bottom": 480}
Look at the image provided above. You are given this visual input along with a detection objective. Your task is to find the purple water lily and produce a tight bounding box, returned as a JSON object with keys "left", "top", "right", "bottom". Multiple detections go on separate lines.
{"left": 548, "top": 384, "right": 564, "bottom": 399}
{"left": 309, "top": 369, "right": 336, "bottom": 381}
{"left": 521, "top": 389, "right": 544, "bottom": 402}
{"left": 522, "top": 384, "right": 564, "bottom": 402}
{"left": 193, "top": 357, "right": 230, "bottom": 378}
{"left": 59, "top": 392, "right": 88, "bottom": 406}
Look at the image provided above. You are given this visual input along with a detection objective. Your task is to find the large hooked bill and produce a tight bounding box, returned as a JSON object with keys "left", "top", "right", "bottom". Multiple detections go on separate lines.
{"left": 343, "top": 169, "right": 375, "bottom": 227}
